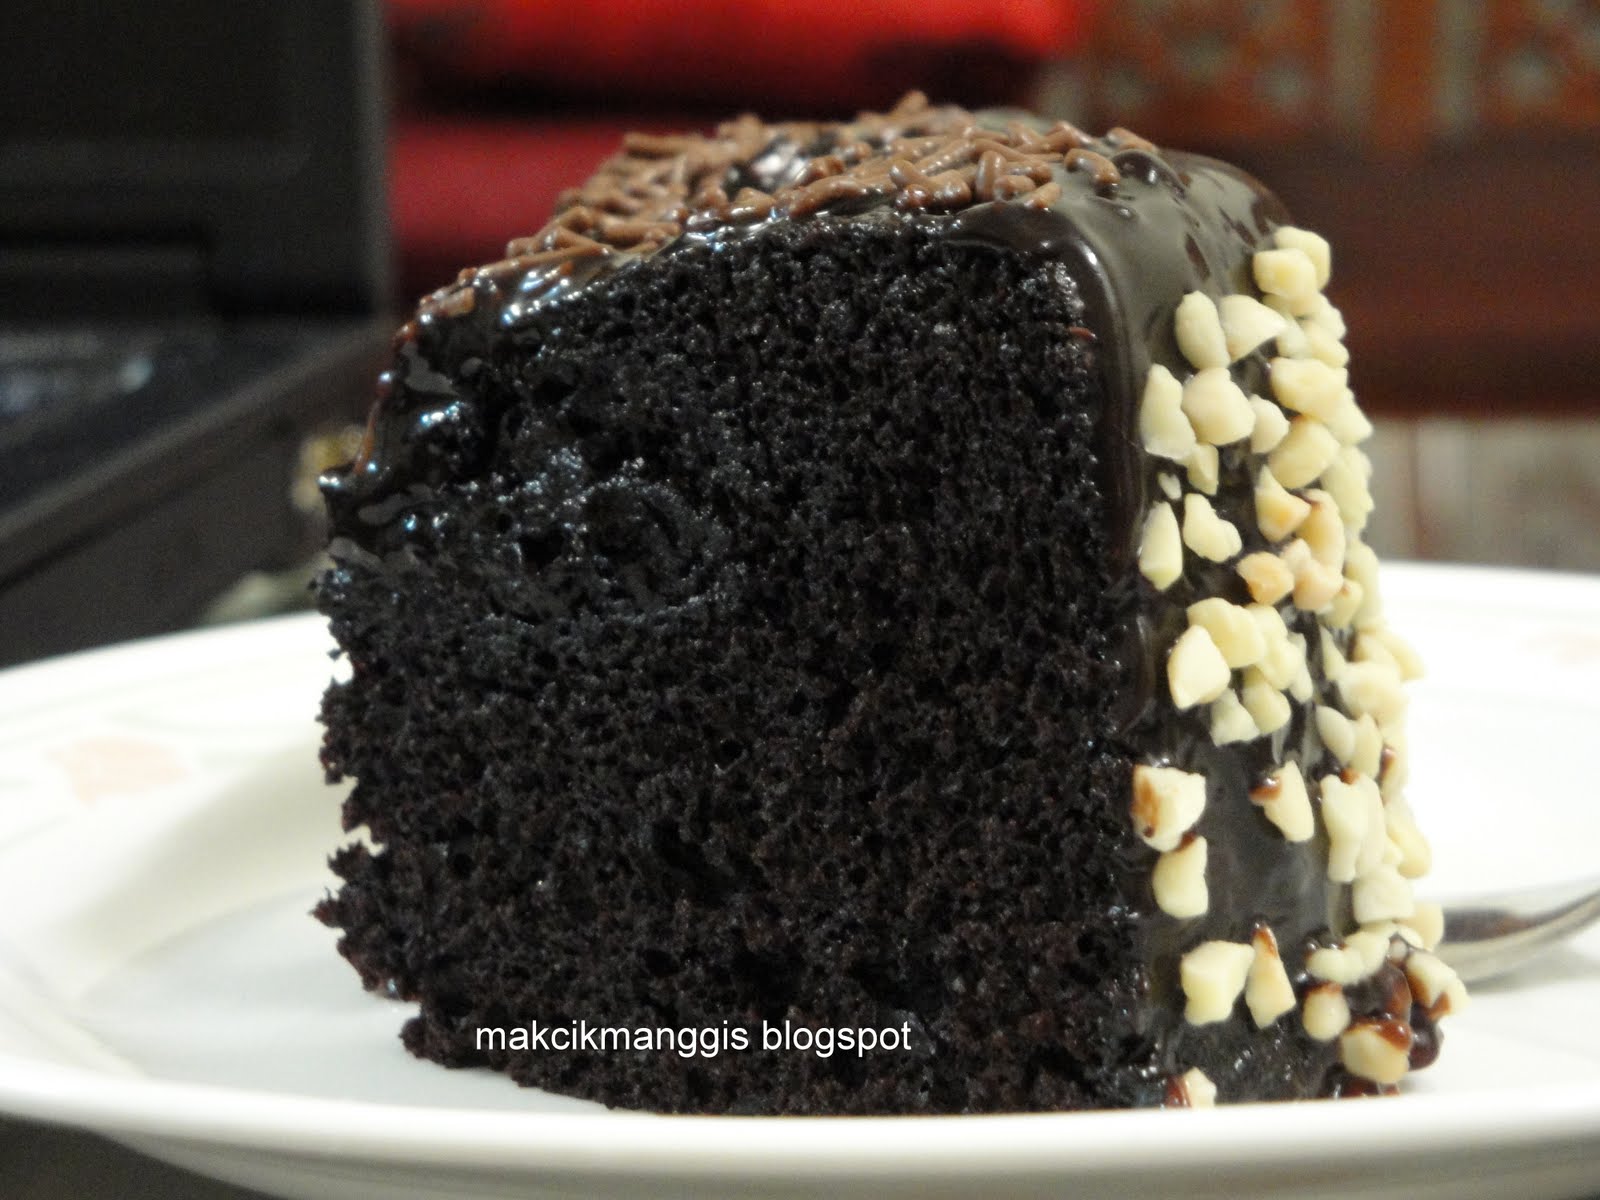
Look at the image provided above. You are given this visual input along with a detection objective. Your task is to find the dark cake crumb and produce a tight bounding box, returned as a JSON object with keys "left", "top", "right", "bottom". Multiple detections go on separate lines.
{"left": 315, "top": 95, "right": 1460, "bottom": 1113}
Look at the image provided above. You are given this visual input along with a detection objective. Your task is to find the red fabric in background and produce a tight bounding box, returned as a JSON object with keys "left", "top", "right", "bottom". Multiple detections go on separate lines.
{"left": 389, "top": 0, "right": 1085, "bottom": 111}
{"left": 391, "top": 117, "right": 661, "bottom": 299}
{"left": 386, "top": 1, "right": 1092, "bottom": 301}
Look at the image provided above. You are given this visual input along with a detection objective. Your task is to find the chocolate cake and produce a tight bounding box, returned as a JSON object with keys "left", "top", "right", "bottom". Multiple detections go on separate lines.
{"left": 315, "top": 93, "right": 1466, "bottom": 1114}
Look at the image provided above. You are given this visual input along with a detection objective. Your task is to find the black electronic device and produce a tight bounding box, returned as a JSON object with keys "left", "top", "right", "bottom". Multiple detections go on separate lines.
{"left": 0, "top": 0, "right": 390, "bottom": 666}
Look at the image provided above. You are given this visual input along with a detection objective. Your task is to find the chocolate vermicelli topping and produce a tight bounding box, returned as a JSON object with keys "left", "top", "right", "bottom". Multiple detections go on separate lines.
{"left": 414, "top": 92, "right": 1131, "bottom": 325}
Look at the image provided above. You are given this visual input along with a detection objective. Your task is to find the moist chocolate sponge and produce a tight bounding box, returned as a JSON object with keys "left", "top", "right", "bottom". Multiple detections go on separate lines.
{"left": 317, "top": 216, "right": 1150, "bottom": 1112}
{"left": 316, "top": 95, "right": 1458, "bottom": 1113}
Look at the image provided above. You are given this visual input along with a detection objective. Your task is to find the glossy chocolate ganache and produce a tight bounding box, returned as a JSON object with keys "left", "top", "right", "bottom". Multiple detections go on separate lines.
{"left": 318, "top": 93, "right": 1463, "bottom": 1112}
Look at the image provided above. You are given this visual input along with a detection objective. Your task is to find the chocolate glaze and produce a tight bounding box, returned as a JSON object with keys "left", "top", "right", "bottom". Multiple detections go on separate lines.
{"left": 325, "top": 94, "right": 1395, "bottom": 1103}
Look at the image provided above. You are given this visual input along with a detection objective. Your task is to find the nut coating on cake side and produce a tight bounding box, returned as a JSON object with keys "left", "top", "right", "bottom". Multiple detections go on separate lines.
{"left": 314, "top": 93, "right": 1463, "bottom": 1114}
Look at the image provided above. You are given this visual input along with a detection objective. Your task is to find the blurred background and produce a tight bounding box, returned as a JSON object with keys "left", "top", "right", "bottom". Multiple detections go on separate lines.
{"left": 382, "top": 0, "right": 1600, "bottom": 574}
{"left": 2, "top": 4, "right": 1599, "bottom": 1193}
{"left": 3, "top": 0, "right": 1599, "bottom": 674}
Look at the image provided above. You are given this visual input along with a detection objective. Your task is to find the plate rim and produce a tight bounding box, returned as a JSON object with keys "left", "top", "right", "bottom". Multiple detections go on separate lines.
{"left": 2, "top": 1050, "right": 1598, "bottom": 1177}
{"left": 2, "top": 562, "right": 1600, "bottom": 1182}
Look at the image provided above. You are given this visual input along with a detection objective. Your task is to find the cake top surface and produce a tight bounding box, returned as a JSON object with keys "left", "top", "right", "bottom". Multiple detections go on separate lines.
{"left": 409, "top": 91, "right": 1192, "bottom": 329}
{"left": 366, "top": 93, "right": 1285, "bottom": 590}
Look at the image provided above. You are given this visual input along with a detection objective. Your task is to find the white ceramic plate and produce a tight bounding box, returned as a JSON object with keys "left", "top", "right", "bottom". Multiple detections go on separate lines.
{"left": 1, "top": 563, "right": 1599, "bottom": 1200}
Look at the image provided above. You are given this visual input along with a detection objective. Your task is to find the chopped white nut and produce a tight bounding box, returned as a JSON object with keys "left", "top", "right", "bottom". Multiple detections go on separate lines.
{"left": 1176, "top": 1067, "right": 1218, "bottom": 1107}
{"left": 1187, "top": 597, "right": 1267, "bottom": 668}
{"left": 1270, "top": 358, "right": 1348, "bottom": 422}
{"left": 1320, "top": 447, "right": 1375, "bottom": 534}
{"left": 1433, "top": 975, "right": 1472, "bottom": 1021}
{"left": 1315, "top": 705, "right": 1356, "bottom": 764}
{"left": 1246, "top": 926, "right": 1297, "bottom": 1028}
{"left": 1140, "top": 364, "right": 1197, "bottom": 461}
{"left": 1181, "top": 940, "right": 1255, "bottom": 1025}
{"left": 1287, "top": 634, "right": 1314, "bottom": 702}
{"left": 1307, "top": 929, "right": 1390, "bottom": 985}
{"left": 1237, "top": 551, "right": 1295, "bottom": 605}
{"left": 1382, "top": 835, "right": 1405, "bottom": 869}
{"left": 1319, "top": 625, "right": 1348, "bottom": 682}
{"left": 1301, "top": 292, "right": 1347, "bottom": 340}
{"left": 1247, "top": 601, "right": 1290, "bottom": 647}
{"left": 1273, "top": 226, "right": 1331, "bottom": 289}
{"left": 1186, "top": 443, "right": 1220, "bottom": 495}
{"left": 1323, "top": 579, "right": 1365, "bottom": 629}
{"left": 1352, "top": 632, "right": 1398, "bottom": 673}
{"left": 1303, "top": 983, "right": 1351, "bottom": 1041}
{"left": 1248, "top": 395, "right": 1290, "bottom": 453}
{"left": 1347, "top": 930, "right": 1394, "bottom": 963}
{"left": 1305, "top": 320, "right": 1350, "bottom": 367}
{"left": 1167, "top": 625, "right": 1233, "bottom": 710}
{"left": 1252, "top": 611, "right": 1300, "bottom": 691}
{"left": 1209, "top": 688, "right": 1260, "bottom": 744}
{"left": 1339, "top": 660, "right": 1407, "bottom": 732}
{"left": 1139, "top": 502, "right": 1184, "bottom": 590}
{"left": 1253, "top": 247, "right": 1319, "bottom": 306}
{"left": 1251, "top": 761, "right": 1314, "bottom": 842}
{"left": 1175, "top": 292, "right": 1230, "bottom": 370}
{"left": 1352, "top": 773, "right": 1389, "bottom": 875}
{"left": 1299, "top": 489, "right": 1347, "bottom": 569}
{"left": 1182, "top": 494, "right": 1243, "bottom": 562}
{"left": 1353, "top": 864, "right": 1416, "bottom": 924}
{"left": 1255, "top": 467, "right": 1311, "bottom": 542}
{"left": 1350, "top": 714, "right": 1383, "bottom": 778}
{"left": 1340, "top": 1021, "right": 1411, "bottom": 1085}
{"left": 1370, "top": 627, "right": 1424, "bottom": 681}
{"left": 1130, "top": 764, "right": 1207, "bottom": 852}
{"left": 1386, "top": 922, "right": 1428, "bottom": 952}
{"left": 1331, "top": 774, "right": 1395, "bottom": 876}
{"left": 1181, "top": 368, "right": 1256, "bottom": 445}
{"left": 1323, "top": 768, "right": 1386, "bottom": 878}
{"left": 1319, "top": 774, "right": 1369, "bottom": 883}
{"left": 1283, "top": 537, "right": 1342, "bottom": 612}
{"left": 1274, "top": 308, "right": 1313, "bottom": 358}
{"left": 1153, "top": 836, "right": 1209, "bottom": 918}
{"left": 1158, "top": 472, "right": 1183, "bottom": 500}
{"left": 1261, "top": 635, "right": 1306, "bottom": 697}
{"left": 1344, "top": 540, "right": 1383, "bottom": 628}
{"left": 1404, "top": 950, "right": 1469, "bottom": 1017}
{"left": 1384, "top": 794, "right": 1433, "bottom": 878}
{"left": 1379, "top": 736, "right": 1410, "bottom": 801}
{"left": 1268, "top": 416, "right": 1341, "bottom": 488}
{"left": 1409, "top": 901, "right": 1445, "bottom": 951}
{"left": 1240, "top": 667, "right": 1292, "bottom": 734}
{"left": 1219, "top": 294, "right": 1288, "bottom": 361}
{"left": 1323, "top": 389, "right": 1374, "bottom": 446}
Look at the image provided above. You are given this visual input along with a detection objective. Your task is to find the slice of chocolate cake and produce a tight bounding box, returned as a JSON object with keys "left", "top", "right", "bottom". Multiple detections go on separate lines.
{"left": 314, "top": 93, "right": 1465, "bottom": 1114}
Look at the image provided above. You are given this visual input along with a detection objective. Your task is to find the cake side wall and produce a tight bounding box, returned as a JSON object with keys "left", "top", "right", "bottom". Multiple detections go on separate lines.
{"left": 1099, "top": 184, "right": 1459, "bottom": 1100}
{"left": 315, "top": 215, "right": 1151, "bottom": 1114}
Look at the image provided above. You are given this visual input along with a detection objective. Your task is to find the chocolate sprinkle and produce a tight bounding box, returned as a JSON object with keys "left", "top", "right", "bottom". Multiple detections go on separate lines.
{"left": 413, "top": 92, "right": 1125, "bottom": 324}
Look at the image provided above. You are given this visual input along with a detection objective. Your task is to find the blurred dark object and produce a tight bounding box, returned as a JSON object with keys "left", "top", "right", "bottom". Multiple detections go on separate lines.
{"left": 387, "top": 0, "right": 1085, "bottom": 113}
{"left": 0, "top": 0, "right": 391, "bottom": 668}
{"left": 1072, "top": 0, "right": 1600, "bottom": 419}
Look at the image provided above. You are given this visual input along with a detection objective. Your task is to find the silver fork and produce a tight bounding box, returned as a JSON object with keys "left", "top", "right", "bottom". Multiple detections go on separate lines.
{"left": 1437, "top": 875, "right": 1600, "bottom": 984}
